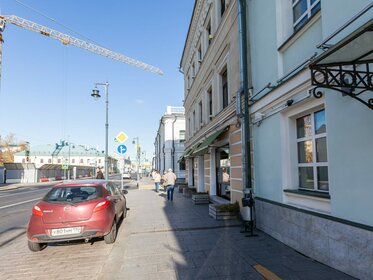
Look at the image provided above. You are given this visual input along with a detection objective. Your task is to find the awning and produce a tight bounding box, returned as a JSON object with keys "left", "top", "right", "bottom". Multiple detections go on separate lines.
{"left": 185, "top": 148, "right": 194, "bottom": 158}
{"left": 177, "top": 155, "right": 185, "bottom": 163}
{"left": 178, "top": 148, "right": 194, "bottom": 162}
{"left": 309, "top": 16, "right": 373, "bottom": 109}
{"left": 192, "top": 127, "right": 229, "bottom": 156}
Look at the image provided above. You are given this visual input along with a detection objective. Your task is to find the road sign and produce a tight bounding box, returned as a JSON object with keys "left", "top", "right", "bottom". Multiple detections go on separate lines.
{"left": 62, "top": 163, "right": 69, "bottom": 170}
{"left": 116, "top": 132, "right": 128, "bottom": 143}
{"left": 117, "top": 144, "right": 127, "bottom": 155}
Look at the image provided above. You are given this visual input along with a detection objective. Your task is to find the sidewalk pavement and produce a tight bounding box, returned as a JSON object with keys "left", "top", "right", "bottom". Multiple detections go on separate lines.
{"left": 99, "top": 179, "right": 354, "bottom": 280}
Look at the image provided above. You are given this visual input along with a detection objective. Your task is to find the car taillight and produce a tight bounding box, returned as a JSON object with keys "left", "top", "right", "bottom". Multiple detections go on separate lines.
{"left": 93, "top": 200, "right": 110, "bottom": 212}
{"left": 32, "top": 205, "right": 43, "bottom": 216}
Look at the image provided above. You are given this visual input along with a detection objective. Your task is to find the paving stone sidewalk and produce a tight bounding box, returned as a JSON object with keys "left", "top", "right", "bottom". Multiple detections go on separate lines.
{"left": 98, "top": 180, "right": 355, "bottom": 280}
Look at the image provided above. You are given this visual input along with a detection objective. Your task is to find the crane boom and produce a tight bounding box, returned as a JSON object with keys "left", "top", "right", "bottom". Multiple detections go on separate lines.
{"left": 0, "top": 15, "right": 163, "bottom": 75}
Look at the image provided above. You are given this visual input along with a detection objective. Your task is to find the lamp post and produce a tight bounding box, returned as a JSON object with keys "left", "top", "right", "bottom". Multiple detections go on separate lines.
{"left": 91, "top": 81, "right": 109, "bottom": 180}
{"left": 65, "top": 141, "right": 75, "bottom": 180}
{"left": 132, "top": 137, "right": 140, "bottom": 186}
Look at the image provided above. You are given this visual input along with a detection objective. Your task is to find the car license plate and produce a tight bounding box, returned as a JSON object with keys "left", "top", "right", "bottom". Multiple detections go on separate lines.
{"left": 51, "top": 227, "right": 81, "bottom": 236}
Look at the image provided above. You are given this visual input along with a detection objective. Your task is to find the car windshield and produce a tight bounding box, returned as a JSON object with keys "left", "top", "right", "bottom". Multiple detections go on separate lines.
{"left": 43, "top": 186, "right": 102, "bottom": 204}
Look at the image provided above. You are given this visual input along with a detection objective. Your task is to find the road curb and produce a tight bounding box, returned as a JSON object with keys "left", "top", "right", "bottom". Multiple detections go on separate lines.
{"left": 0, "top": 228, "right": 26, "bottom": 248}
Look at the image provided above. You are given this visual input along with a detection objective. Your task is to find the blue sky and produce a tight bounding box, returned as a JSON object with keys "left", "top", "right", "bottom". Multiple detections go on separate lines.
{"left": 0, "top": 0, "right": 193, "bottom": 161}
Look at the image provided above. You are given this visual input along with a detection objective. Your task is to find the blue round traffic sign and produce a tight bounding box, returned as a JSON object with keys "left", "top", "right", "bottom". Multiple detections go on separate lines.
{"left": 117, "top": 144, "right": 127, "bottom": 154}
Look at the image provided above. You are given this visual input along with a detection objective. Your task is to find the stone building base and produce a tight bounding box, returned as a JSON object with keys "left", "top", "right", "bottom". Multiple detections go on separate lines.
{"left": 255, "top": 198, "right": 373, "bottom": 280}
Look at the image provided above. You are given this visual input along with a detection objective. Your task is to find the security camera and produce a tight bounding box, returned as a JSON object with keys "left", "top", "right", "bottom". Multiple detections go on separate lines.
{"left": 286, "top": 99, "right": 294, "bottom": 106}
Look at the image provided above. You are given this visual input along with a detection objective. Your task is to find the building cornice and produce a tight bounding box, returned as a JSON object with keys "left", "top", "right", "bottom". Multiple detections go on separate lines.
{"left": 180, "top": 0, "right": 213, "bottom": 70}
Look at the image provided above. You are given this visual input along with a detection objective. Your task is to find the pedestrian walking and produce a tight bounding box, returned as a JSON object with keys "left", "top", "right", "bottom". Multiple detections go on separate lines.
{"left": 161, "top": 171, "right": 167, "bottom": 191}
{"left": 164, "top": 168, "right": 177, "bottom": 201}
{"left": 153, "top": 170, "right": 161, "bottom": 192}
{"left": 151, "top": 169, "right": 156, "bottom": 180}
{"left": 96, "top": 168, "right": 104, "bottom": 179}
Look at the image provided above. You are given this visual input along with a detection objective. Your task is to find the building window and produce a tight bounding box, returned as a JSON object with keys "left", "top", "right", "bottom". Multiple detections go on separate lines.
{"left": 58, "top": 159, "right": 61, "bottom": 163}
{"left": 48, "top": 159, "right": 51, "bottom": 163}
{"left": 192, "top": 61, "right": 196, "bottom": 79}
{"left": 221, "top": 68, "right": 228, "bottom": 109}
{"left": 296, "top": 109, "right": 328, "bottom": 192}
{"left": 40, "top": 158, "right": 44, "bottom": 164}
{"left": 179, "top": 130, "right": 186, "bottom": 143}
{"left": 220, "top": 0, "right": 227, "bottom": 17}
{"left": 71, "top": 159, "right": 75, "bottom": 164}
{"left": 206, "top": 18, "right": 212, "bottom": 47}
{"left": 22, "top": 158, "right": 25, "bottom": 163}
{"left": 98, "top": 159, "right": 101, "bottom": 164}
{"left": 188, "top": 117, "right": 191, "bottom": 137}
{"left": 293, "top": 0, "right": 321, "bottom": 31}
{"left": 179, "top": 158, "right": 186, "bottom": 171}
{"left": 199, "top": 101, "right": 203, "bottom": 126}
{"left": 80, "top": 159, "right": 83, "bottom": 164}
{"left": 198, "top": 44, "right": 202, "bottom": 66}
{"left": 193, "top": 110, "right": 196, "bottom": 133}
{"left": 207, "top": 87, "right": 213, "bottom": 120}
{"left": 187, "top": 71, "right": 191, "bottom": 90}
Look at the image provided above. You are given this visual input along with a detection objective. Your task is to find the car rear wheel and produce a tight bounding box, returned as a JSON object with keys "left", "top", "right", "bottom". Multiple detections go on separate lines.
{"left": 104, "top": 220, "right": 117, "bottom": 244}
{"left": 28, "top": 241, "right": 46, "bottom": 252}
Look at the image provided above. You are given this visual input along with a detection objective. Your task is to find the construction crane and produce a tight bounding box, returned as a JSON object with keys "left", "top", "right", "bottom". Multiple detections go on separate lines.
{"left": 0, "top": 14, "right": 164, "bottom": 82}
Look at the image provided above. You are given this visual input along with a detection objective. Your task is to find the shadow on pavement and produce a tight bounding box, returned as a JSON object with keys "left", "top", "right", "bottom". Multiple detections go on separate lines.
{"left": 118, "top": 177, "right": 355, "bottom": 280}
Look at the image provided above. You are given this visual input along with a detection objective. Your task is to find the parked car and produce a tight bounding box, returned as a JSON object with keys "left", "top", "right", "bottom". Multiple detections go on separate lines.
{"left": 27, "top": 180, "right": 127, "bottom": 252}
{"left": 122, "top": 173, "right": 131, "bottom": 180}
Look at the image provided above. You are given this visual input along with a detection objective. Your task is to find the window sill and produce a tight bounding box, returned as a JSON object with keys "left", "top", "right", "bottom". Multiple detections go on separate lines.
{"left": 284, "top": 189, "right": 330, "bottom": 199}
{"left": 283, "top": 188, "right": 331, "bottom": 214}
{"left": 278, "top": 10, "right": 321, "bottom": 53}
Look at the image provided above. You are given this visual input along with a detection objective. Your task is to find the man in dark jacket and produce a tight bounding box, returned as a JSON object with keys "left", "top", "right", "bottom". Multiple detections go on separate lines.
{"left": 96, "top": 168, "right": 104, "bottom": 179}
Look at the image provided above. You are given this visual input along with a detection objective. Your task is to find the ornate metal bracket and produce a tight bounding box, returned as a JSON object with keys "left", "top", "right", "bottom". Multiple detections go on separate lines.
{"left": 310, "top": 62, "right": 373, "bottom": 110}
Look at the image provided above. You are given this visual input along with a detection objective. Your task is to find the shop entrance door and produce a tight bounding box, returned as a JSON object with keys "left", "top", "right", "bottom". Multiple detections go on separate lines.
{"left": 216, "top": 146, "right": 230, "bottom": 200}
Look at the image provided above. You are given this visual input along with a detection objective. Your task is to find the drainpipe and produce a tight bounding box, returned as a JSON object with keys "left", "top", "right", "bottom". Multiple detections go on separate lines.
{"left": 160, "top": 118, "right": 164, "bottom": 172}
{"left": 162, "top": 144, "right": 165, "bottom": 174}
{"left": 237, "top": 0, "right": 252, "bottom": 191}
{"left": 154, "top": 135, "right": 158, "bottom": 170}
{"left": 171, "top": 116, "right": 178, "bottom": 172}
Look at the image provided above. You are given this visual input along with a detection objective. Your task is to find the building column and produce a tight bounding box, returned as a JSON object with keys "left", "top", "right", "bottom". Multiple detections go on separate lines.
{"left": 210, "top": 147, "right": 217, "bottom": 195}
{"left": 198, "top": 155, "right": 205, "bottom": 192}
{"left": 188, "top": 158, "right": 193, "bottom": 186}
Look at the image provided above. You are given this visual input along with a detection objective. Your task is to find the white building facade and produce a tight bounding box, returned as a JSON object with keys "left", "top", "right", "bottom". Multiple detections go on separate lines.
{"left": 180, "top": 0, "right": 248, "bottom": 204}
{"left": 14, "top": 144, "right": 117, "bottom": 174}
{"left": 154, "top": 106, "right": 186, "bottom": 179}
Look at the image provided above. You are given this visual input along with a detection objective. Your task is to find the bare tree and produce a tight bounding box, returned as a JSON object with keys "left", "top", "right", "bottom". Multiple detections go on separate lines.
{"left": 0, "top": 133, "right": 28, "bottom": 163}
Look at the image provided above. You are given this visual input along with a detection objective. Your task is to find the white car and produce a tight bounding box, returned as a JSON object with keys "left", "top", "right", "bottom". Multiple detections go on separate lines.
{"left": 122, "top": 173, "right": 131, "bottom": 180}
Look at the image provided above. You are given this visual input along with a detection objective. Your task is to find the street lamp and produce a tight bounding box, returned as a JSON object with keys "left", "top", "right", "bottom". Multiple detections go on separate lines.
{"left": 65, "top": 141, "right": 75, "bottom": 180}
{"left": 132, "top": 137, "right": 140, "bottom": 185}
{"left": 91, "top": 81, "right": 109, "bottom": 180}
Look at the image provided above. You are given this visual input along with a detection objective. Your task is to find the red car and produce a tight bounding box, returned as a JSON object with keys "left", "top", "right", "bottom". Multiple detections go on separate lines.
{"left": 27, "top": 180, "right": 127, "bottom": 252}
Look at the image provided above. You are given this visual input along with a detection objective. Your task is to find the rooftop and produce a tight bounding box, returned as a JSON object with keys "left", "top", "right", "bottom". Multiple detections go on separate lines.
{"left": 14, "top": 144, "right": 104, "bottom": 157}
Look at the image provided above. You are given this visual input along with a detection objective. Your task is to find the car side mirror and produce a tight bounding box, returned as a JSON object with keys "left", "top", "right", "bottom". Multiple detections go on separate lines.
{"left": 122, "top": 189, "right": 128, "bottom": 195}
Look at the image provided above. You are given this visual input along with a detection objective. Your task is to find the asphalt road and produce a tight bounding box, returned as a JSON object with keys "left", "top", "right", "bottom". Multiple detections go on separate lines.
{"left": 0, "top": 174, "right": 133, "bottom": 246}
{"left": 0, "top": 183, "right": 57, "bottom": 235}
